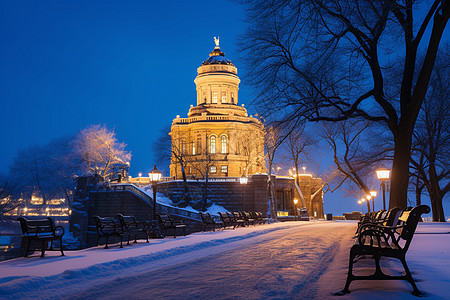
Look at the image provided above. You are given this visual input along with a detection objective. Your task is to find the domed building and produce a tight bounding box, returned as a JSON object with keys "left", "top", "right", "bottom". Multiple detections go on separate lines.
{"left": 169, "top": 38, "right": 265, "bottom": 179}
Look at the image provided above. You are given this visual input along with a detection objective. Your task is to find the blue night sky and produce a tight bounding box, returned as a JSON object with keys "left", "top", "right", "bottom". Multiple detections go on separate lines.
{"left": 0, "top": 0, "right": 250, "bottom": 175}
{"left": 1, "top": 1, "right": 447, "bottom": 216}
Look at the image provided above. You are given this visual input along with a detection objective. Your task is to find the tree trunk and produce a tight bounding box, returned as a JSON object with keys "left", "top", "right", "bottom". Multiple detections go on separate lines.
{"left": 429, "top": 163, "right": 446, "bottom": 222}
{"left": 180, "top": 162, "right": 190, "bottom": 207}
{"left": 389, "top": 123, "right": 413, "bottom": 210}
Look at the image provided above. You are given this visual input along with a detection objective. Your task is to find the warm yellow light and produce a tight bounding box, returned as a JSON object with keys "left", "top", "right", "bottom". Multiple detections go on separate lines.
{"left": 148, "top": 165, "right": 162, "bottom": 183}
{"left": 358, "top": 200, "right": 362, "bottom": 204}
{"left": 376, "top": 167, "right": 390, "bottom": 180}
{"left": 293, "top": 199, "right": 298, "bottom": 205}
{"left": 239, "top": 177, "right": 248, "bottom": 184}
{"left": 370, "top": 190, "right": 378, "bottom": 197}
{"left": 361, "top": 198, "right": 365, "bottom": 202}
{"left": 138, "top": 173, "right": 142, "bottom": 177}
{"left": 366, "top": 195, "right": 371, "bottom": 200}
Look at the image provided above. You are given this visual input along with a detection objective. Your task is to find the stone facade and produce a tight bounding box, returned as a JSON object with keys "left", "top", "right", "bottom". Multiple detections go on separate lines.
{"left": 169, "top": 40, "right": 265, "bottom": 179}
{"left": 158, "top": 174, "right": 324, "bottom": 219}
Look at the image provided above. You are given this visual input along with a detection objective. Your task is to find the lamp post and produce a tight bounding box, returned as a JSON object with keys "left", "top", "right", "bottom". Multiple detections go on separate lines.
{"left": 239, "top": 176, "right": 248, "bottom": 211}
{"left": 370, "top": 190, "right": 378, "bottom": 211}
{"left": 366, "top": 195, "right": 372, "bottom": 212}
{"left": 148, "top": 165, "right": 162, "bottom": 221}
{"left": 358, "top": 199, "right": 365, "bottom": 214}
{"left": 138, "top": 172, "right": 142, "bottom": 187}
{"left": 376, "top": 167, "right": 391, "bottom": 210}
{"left": 293, "top": 199, "right": 298, "bottom": 220}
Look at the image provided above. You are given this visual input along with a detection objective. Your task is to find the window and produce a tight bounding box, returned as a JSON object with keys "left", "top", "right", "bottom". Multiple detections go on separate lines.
{"left": 221, "top": 135, "right": 227, "bottom": 153}
{"left": 221, "top": 165, "right": 228, "bottom": 173}
{"left": 212, "top": 91, "right": 218, "bottom": 103}
{"left": 231, "top": 92, "right": 234, "bottom": 103}
{"left": 222, "top": 92, "right": 227, "bottom": 103}
{"left": 192, "top": 142, "right": 196, "bottom": 155}
{"left": 181, "top": 139, "right": 186, "bottom": 154}
{"left": 210, "top": 135, "right": 216, "bottom": 153}
{"left": 210, "top": 166, "right": 217, "bottom": 173}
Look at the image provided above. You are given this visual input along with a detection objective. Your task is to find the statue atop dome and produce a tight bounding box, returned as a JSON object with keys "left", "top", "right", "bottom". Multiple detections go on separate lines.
{"left": 214, "top": 36, "right": 220, "bottom": 49}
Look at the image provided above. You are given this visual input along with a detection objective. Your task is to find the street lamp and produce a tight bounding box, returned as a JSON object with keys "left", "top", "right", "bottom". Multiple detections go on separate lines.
{"left": 240, "top": 176, "right": 248, "bottom": 211}
{"left": 358, "top": 199, "right": 365, "bottom": 214}
{"left": 366, "top": 195, "right": 372, "bottom": 212}
{"left": 370, "top": 190, "right": 378, "bottom": 211}
{"left": 293, "top": 199, "right": 299, "bottom": 220}
{"left": 149, "top": 165, "right": 162, "bottom": 221}
{"left": 376, "top": 167, "right": 391, "bottom": 210}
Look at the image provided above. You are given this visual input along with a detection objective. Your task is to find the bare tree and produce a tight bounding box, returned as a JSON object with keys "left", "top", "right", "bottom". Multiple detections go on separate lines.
{"left": 241, "top": 0, "right": 449, "bottom": 209}
{"left": 265, "top": 124, "right": 287, "bottom": 220}
{"left": 234, "top": 128, "right": 265, "bottom": 176}
{"left": 410, "top": 50, "right": 450, "bottom": 221}
{"left": 0, "top": 174, "right": 21, "bottom": 220}
{"left": 321, "top": 120, "right": 391, "bottom": 211}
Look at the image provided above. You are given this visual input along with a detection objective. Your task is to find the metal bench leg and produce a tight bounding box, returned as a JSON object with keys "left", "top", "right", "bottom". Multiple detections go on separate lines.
{"left": 25, "top": 238, "right": 31, "bottom": 257}
{"left": 104, "top": 236, "right": 109, "bottom": 249}
{"left": 337, "top": 248, "right": 356, "bottom": 295}
{"left": 59, "top": 237, "right": 65, "bottom": 256}
{"left": 400, "top": 257, "right": 422, "bottom": 296}
{"left": 40, "top": 240, "right": 46, "bottom": 258}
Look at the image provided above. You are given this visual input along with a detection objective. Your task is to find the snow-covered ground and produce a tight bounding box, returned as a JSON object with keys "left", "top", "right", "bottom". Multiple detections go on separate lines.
{"left": 0, "top": 221, "right": 449, "bottom": 299}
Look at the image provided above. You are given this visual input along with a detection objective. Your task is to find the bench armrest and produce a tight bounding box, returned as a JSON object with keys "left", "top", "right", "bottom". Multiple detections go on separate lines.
{"left": 54, "top": 226, "right": 65, "bottom": 237}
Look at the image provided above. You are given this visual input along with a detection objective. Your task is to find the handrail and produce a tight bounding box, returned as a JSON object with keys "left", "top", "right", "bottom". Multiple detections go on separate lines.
{"left": 95, "top": 183, "right": 202, "bottom": 221}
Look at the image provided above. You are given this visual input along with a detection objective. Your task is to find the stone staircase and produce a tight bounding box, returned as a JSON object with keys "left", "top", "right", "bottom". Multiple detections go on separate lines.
{"left": 110, "top": 183, "right": 202, "bottom": 222}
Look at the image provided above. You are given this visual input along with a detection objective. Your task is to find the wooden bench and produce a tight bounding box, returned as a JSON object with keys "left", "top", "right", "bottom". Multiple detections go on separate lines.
{"left": 355, "top": 208, "right": 401, "bottom": 236}
{"left": 157, "top": 214, "right": 186, "bottom": 238}
{"left": 231, "top": 212, "right": 246, "bottom": 227}
{"left": 94, "top": 216, "right": 124, "bottom": 248}
{"left": 117, "top": 214, "right": 155, "bottom": 245}
{"left": 200, "top": 212, "right": 223, "bottom": 231}
{"left": 337, "top": 205, "right": 430, "bottom": 296}
{"left": 218, "top": 212, "right": 237, "bottom": 229}
{"left": 17, "top": 217, "right": 65, "bottom": 258}
{"left": 242, "top": 211, "right": 256, "bottom": 226}
{"left": 253, "top": 211, "right": 268, "bottom": 224}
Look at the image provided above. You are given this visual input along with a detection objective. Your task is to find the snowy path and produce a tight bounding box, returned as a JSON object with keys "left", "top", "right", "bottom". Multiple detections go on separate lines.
{"left": 1, "top": 221, "right": 449, "bottom": 299}
{"left": 67, "top": 222, "right": 352, "bottom": 299}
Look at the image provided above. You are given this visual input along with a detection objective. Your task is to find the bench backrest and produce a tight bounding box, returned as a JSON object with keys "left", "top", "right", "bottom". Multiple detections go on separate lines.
{"left": 117, "top": 214, "right": 139, "bottom": 230}
{"left": 398, "top": 205, "right": 430, "bottom": 246}
{"left": 383, "top": 207, "right": 401, "bottom": 226}
{"left": 94, "top": 216, "right": 121, "bottom": 234}
{"left": 200, "top": 212, "right": 213, "bottom": 224}
{"left": 219, "top": 212, "right": 231, "bottom": 223}
{"left": 17, "top": 217, "right": 55, "bottom": 235}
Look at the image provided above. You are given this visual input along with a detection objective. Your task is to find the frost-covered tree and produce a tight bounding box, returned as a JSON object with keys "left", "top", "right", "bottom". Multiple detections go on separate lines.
{"left": 8, "top": 137, "right": 75, "bottom": 206}
{"left": 71, "top": 124, "right": 131, "bottom": 179}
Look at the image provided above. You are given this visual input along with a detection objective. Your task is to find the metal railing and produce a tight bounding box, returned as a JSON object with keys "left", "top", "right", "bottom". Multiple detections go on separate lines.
{"left": 104, "top": 183, "right": 202, "bottom": 221}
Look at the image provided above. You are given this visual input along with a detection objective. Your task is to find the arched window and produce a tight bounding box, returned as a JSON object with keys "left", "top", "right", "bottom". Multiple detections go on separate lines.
{"left": 221, "top": 135, "right": 228, "bottom": 153}
{"left": 192, "top": 141, "right": 196, "bottom": 155}
{"left": 210, "top": 135, "right": 216, "bottom": 153}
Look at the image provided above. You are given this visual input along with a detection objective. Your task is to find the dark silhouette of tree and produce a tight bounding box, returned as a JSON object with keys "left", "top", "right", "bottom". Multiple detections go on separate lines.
{"left": 410, "top": 49, "right": 450, "bottom": 221}
{"left": 240, "top": 0, "right": 449, "bottom": 209}
{"left": 0, "top": 174, "right": 20, "bottom": 220}
{"left": 154, "top": 126, "right": 191, "bottom": 207}
{"left": 321, "top": 120, "right": 391, "bottom": 211}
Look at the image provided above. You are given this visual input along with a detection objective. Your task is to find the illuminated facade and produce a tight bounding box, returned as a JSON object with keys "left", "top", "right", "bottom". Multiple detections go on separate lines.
{"left": 169, "top": 38, "right": 265, "bottom": 179}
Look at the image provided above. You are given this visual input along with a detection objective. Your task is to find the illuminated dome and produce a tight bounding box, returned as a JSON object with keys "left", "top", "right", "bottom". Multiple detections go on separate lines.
{"left": 201, "top": 37, "right": 235, "bottom": 66}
